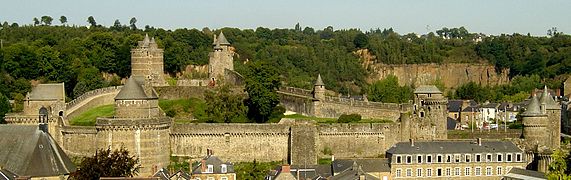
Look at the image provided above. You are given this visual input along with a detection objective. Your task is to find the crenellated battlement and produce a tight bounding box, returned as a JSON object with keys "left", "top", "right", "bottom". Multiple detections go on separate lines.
{"left": 95, "top": 117, "right": 171, "bottom": 131}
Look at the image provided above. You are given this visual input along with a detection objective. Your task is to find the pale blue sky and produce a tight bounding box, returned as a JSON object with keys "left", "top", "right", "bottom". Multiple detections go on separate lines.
{"left": 2, "top": 0, "right": 570, "bottom": 36}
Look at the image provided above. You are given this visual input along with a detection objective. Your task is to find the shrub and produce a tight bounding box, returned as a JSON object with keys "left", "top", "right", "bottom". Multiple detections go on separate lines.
{"left": 338, "top": 114, "right": 361, "bottom": 123}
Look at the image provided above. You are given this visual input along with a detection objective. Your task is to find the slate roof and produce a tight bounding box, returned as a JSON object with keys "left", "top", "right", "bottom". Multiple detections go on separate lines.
{"left": 28, "top": 83, "right": 65, "bottom": 101}
{"left": 461, "top": 106, "right": 479, "bottom": 112}
{"left": 539, "top": 86, "right": 560, "bottom": 110}
{"left": 192, "top": 155, "right": 234, "bottom": 174}
{"left": 331, "top": 159, "right": 390, "bottom": 175}
{"left": 481, "top": 103, "right": 499, "bottom": 109}
{"left": 115, "top": 77, "right": 154, "bottom": 100}
{"left": 521, "top": 95, "right": 542, "bottom": 116}
{"left": 152, "top": 168, "right": 170, "bottom": 180}
{"left": 447, "top": 117, "right": 457, "bottom": 130}
{"left": 504, "top": 168, "right": 546, "bottom": 180}
{"left": 413, "top": 85, "right": 441, "bottom": 94}
{"left": 386, "top": 140, "right": 522, "bottom": 155}
{"left": 331, "top": 162, "right": 379, "bottom": 180}
{"left": 0, "top": 125, "right": 76, "bottom": 177}
{"left": 315, "top": 74, "right": 325, "bottom": 86}
{"left": 447, "top": 100, "right": 463, "bottom": 112}
{"left": 169, "top": 169, "right": 191, "bottom": 180}
{"left": 216, "top": 32, "right": 230, "bottom": 45}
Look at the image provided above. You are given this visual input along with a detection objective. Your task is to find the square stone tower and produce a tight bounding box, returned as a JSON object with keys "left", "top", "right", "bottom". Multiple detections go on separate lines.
{"left": 131, "top": 34, "right": 167, "bottom": 86}
{"left": 208, "top": 32, "right": 234, "bottom": 85}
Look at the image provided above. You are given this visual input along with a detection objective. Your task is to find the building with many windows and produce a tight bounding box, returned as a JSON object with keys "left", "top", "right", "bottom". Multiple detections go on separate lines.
{"left": 386, "top": 139, "right": 527, "bottom": 179}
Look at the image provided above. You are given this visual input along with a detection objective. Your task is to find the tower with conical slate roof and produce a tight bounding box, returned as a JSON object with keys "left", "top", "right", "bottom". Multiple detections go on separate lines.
{"left": 539, "top": 86, "right": 561, "bottom": 149}
{"left": 208, "top": 32, "right": 233, "bottom": 85}
{"left": 131, "top": 34, "right": 167, "bottom": 86}
{"left": 522, "top": 94, "right": 549, "bottom": 149}
{"left": 96, "top": 76, "right": 170, "bottom": 176}
{"left": 312, "top": 74, "right": 326, "bottom": 100}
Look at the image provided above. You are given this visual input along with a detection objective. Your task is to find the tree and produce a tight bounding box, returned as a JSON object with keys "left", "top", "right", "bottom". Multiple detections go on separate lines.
{"left": 59, "top": 15, "right": 67, "bottom": 25}
{"left": 32, "top": 17, "right": 39, "bottom": 26}
{"left": 0, "top": 93, "right": 10, "bottom": 124}
{"left": 87, "top": 16, "right": 97, "bottom": 27}
{"left": 243, "top": 61, "right": 281, "bottom": 123}
{"left": 547, "top": 149, "right": 571, "bottom": 180}
{"left": 69, "top": 147, "right": 140, "bottom": 179}
{"left": 368, "top": 75, "right": 412, "bottom": 103}
{"left": 129, "top": 17, "right": 137, "bottom": 30}
{"left": 204, "top": 85, "right": 247, "bottom": 123}
{"left": 40, "top": 16, "right": 53, "bottom": 26}
{"left": 353, "top": 33, "right": 368, "bottom": 48}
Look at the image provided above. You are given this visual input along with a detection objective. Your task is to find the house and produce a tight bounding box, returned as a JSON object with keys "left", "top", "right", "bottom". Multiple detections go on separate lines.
{"left": 497, "top": 102, "right": 521, "bottom": 123}
{"left": 191, "top": 149, "right": 235, "bottom": 180}
{"left": 480, "top": 103, "right": 499, "bottom": 122}
{"left": 331, "top": 159, "right": 391, "bottom": 180}
{"left": 447, "top": 100, "right": 463, "bottom": 121}
{"left": 0, "top": 124, "right": 76, "bottom": 179}
{"left": 386, "top": 139, "right": 527, "bottom": 179}
{"left": 331, "top": 162, "right": 379, "bottom": 180}
{"left": 461, "top": 106, "right": 480, "bottom": 127}
{"left": 266, "top": 164, "right": 331, "bottom": 180}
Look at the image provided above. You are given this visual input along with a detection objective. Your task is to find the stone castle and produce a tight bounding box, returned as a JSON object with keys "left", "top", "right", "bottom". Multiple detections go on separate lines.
{"left": 3, "top": 32, "right": 562, "bottom": 176}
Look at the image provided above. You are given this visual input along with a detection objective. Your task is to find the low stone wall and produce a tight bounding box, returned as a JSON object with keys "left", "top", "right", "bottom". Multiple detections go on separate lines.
{"left": 170, "top": 123, "right": 290, "bottom": 163}
{"left": 317, "top": 123, "right": 397, "bottom": 159}
{"left": 176, "top": 79, "right": 209, "bottom": 87}
{"left": 59, "top": 126, "right": 97, "bottom": 157}
{"left": 315, "top": 101, "right": 402, "bottom": 120}
{"left": 154, "top": 86, "right": 208, "bottom": 100}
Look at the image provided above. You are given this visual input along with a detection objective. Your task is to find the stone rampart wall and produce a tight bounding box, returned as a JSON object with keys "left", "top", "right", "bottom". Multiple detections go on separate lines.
{"left": 65, "top": 86, "right": 122, "bottom": 119}
{"left": 154, "top": 86, "right": 208, "bottom": 100}
{"left": 176, "top": 79, "right": 209, "bottom": 87}
{"left": 278, "top": 92, "right": 314, "bottom": 116}
{"left": 169, "top": 123, "right": 290, "bottom": 163}
{"left": 317, "top": 123, "right": 397, "bottom": 158}
{"left": 59, "top": 126, "right": 97, "bottom": 157}
{"left": 315, "top": 101, "right": 402, "bottom": 121}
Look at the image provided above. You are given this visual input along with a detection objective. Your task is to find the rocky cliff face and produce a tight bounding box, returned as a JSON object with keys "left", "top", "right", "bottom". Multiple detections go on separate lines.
{"left": 355, "top": 49, "right": 510, "bottom": 89}
{"left": 368, "top": 63, "right": 510, "bottom": 89}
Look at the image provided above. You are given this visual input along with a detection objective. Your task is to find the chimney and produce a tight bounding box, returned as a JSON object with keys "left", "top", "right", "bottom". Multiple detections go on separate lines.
{"left": 39, "top": 123, "right": 48, "bottom": 133}
{"left": 331, "top": 155, "right": 335, "bottom": 162}
{"left": 409, "top": 139, "right": 414, "bottom": 147}
{"left": 281, "top": 164, "right": 290, "bottom": 173}
{"left": 201, "top": 159, "right": 206, "bottom": 172}
{"left": 477, "top": 138, "right": 482, "bottom": 146}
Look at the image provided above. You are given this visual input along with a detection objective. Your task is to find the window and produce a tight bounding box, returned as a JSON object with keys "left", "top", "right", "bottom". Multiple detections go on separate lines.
{"left": 427, "top": 155, "right": 432, "bottom": 163}
{"left": 475, "top": 154, "right": 481, "bottom": 162}
{"left": 396, "top": 169, "right": 402, "bottom": 177}
{"left": 437, "top": 155, "right": 443, "bottom": 163}
{"left": 465, "top": 154, "right": 471, "bottom": 162}
{"left": 417, "top": 168, "right": 423, "bottom": 177}
{"left": 475, "top": 167, "right": 481, "bottom": 176}
{"left": 465, "top": 167, "right": 471, "bottom": 176}
{"left": 406, "top": 155, "right": 412, "bottom": 164}
{"left": 406, "top": 168, "right": 412, "bottom": 177}
{"left": 445, "top": 167, "right": 451, "bottom": 176}
{"left": 486, "top": 154, "right": 493, "bottom": 162}
{"left": 437, "top": 168, "right": 442, "bottom": 177}
{"left": 207, "top": 165, "right": 213, "bottom": 173}
{"left": 427, "top": 168, "right": 432, "bottom": 177}
{"left": 446, "top": 155, "right": 452, "bottom": 163}
{"left": 486, "top": 166, "right": 492, "bottom": 176}
{"left": 417, "top": 155, "right": 423, "bottom": 164}
{"left": 454, "top": 167, "right": 460, "bottom": 176}
{"left": 454, "top": 154, "right": 461, "bottom": 163}
{"left": 497, "top": 153, "right": 503, "bottom": 162}
{"left": 221, "top": 164, "right": 227, "bottom": 173}
{"left": 516, "top": 153, "right": 522, "bottom": 162}
{"left": 507, "top": 153, "right": 512, "bottom": 162}
{"left": 497, "top": 166, "right": 502, "bottom": 175}
{"left": 396, "top": 155, "right": 402, "bottom": 164}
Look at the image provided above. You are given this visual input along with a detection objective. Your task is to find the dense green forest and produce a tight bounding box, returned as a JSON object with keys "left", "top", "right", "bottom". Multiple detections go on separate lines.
{"left": 1, "top": 17, "right": 571, "bottom": 106}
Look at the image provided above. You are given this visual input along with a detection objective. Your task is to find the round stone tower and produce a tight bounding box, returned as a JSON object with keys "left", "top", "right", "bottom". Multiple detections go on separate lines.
{"left": 131, "top": 34, "right": 167, "bottom": 86}
{"left": 208, "top": 32, "right": 234, "bottom": 84}
{"left": 96, "top": 76, "right": 170, "bottom": 176}
{"left": 312, "top": 74, "right": 326, "bottom": 100}
{"left": 522, "top": 94, "right": 549, "bottom": 148}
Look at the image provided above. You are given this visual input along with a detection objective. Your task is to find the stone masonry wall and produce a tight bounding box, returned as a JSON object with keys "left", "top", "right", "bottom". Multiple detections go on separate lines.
{"left": 65, "top": 86, "right": 122, "bottom": 120}
{"left": 154, "top": 86, "right": 208, "bottom": 100}
{"left": 170, "top": 124, "right": 290, "bottom": 163}
{"left": 314, "top": 101, "right": 402, "bottom": 121}
{"left": 59, "top": 126, "right": 97, "bottom": 157}
{"left": 317, "top": 123, "right": 397, "bottom": 159}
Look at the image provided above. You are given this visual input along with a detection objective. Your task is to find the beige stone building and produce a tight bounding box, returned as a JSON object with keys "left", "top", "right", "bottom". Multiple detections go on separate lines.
{"left": 131, "top": 34, "right": 167, "bottom": 86}
{"left": 386, "top": 139, "right": 527, "bottom": 180}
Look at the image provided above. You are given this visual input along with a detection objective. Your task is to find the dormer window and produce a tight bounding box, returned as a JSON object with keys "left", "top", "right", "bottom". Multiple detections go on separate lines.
{"left": 221, "top": 164, "right": 227, "bottom": 173}
{"left": 207, "top": 165, "right": 213, "bottom": 173}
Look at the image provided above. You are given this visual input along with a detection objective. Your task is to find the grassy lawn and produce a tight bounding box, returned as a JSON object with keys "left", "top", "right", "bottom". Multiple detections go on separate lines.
{"left": 69, "top": 104, "right": 114, "bottom": 126}
{"left": 283, "top": 114, "right": 393, "bottom": 124}
{"left": 159, "top": 98, "right": 207, "bottom": 122}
